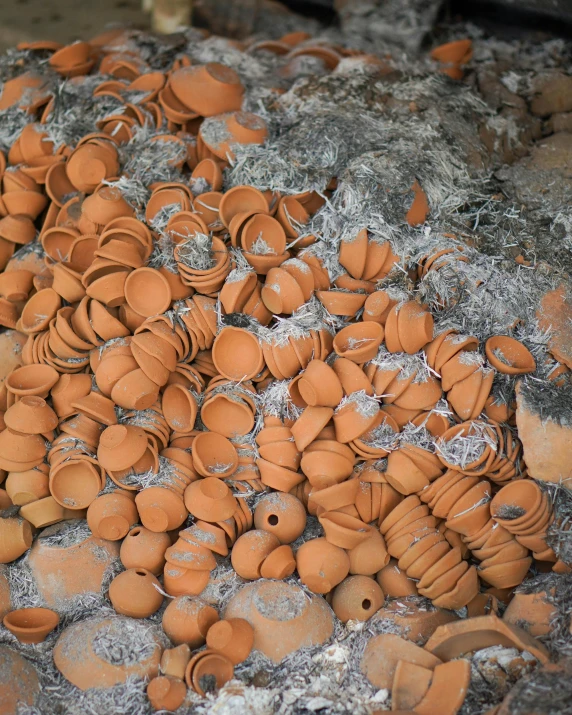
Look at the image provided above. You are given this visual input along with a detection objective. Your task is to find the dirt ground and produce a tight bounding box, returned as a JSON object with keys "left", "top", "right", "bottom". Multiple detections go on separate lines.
{"left": 0, "top": 0, "right": 150, "bottom": 51}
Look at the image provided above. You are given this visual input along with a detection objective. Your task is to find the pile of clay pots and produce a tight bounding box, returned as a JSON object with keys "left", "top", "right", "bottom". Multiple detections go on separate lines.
{"left": 0, "top": 27, "right": 566, "bottom": 713}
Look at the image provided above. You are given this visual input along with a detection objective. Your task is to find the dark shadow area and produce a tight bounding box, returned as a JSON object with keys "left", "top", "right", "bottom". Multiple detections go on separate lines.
{"left": 444, "top": 0, "right": 572, "bottom": 38}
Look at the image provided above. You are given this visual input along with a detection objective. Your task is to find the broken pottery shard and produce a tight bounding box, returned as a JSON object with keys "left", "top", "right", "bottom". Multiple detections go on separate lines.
{"left": 515, "top": 381, "right": 572, "bottom": 487}
{"left": 538, "top": 284, "right": 572, "bottom": 370}
{"left": 361, "top": 632, "right": 442, "bottom": 689}
{"left": 424, "top": 614, "right": 549, "bottom": 664}
{"left": 371, "top": 600, "right": 458, "bottom": 644}
{"left": 413, "top": 659, "right": 471, "bottom": 715}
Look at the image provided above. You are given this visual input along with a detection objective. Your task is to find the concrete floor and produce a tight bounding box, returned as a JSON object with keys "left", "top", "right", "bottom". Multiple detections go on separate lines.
{"left": 0, "top": 0, "right": 150, "bottom": 51}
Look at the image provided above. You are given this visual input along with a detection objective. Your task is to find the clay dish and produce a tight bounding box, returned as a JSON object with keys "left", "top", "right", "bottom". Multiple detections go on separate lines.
{"left": 170, "top": 63, "right": 244, "bottom": 117}
{"left": 240, "top": 213, "right": 286, "bottom": 255}
{"left": 184, "top": 478, "right": 237, "bottom": 521}
{"left": 333, "top": 322, "right": 384, "bottom": 363}
{"left": 485, "top": 336, "right": 536, "bottom": 375}
{"left": 19, "top": 288, "right": 61, "bottom": 334}
{"left": 3, "top": 607, "right": 59, "bottom": 644}
{"left": 124, "top": 267, "right": 172, "bottom": 318}
{"left": 191, "top": 431, "right": 238, "bottom": 478}
{"left": 212, "top": 326, "right": 264, "bottom": 381}
{"left": 219, "top": 185, "right": 268, "bottom": 228}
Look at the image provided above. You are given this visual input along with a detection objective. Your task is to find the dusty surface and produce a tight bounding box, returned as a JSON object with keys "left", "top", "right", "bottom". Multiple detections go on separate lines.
{"left": 0, "top": 0, "right": 148, "bottom": 51}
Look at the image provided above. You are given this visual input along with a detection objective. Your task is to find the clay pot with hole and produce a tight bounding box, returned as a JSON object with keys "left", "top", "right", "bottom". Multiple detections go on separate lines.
{"left": 108, "top": 568, "right": 164, "bottom": 618}
{"left": 331, "top": 575, "right": 385, "bottom": 623}
{"left": 254, "top": 492, "right": 306, "bottom": 544}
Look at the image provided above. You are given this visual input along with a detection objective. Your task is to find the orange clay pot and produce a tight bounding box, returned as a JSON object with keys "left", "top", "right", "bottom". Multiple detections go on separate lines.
{"left": 162, "top": 595, "right": 220, "bottom": 648}
{"left": 108, "top": 567, "right": 164, "bottom": 618}
{"left": 3, "top": 607, "right": 59, "bottom": 644}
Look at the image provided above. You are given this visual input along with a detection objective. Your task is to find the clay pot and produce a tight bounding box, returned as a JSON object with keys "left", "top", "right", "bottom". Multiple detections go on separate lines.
{"left": 108, "top": 568, "right": 164, "bottom": 618}
{"left": 219, "top": 185, "right": 268, "bottom": 228}
{"left": 376, "top": 559, "right": 419, "bottom": 597}
{"left": 239, "top": 213, "right": 286, "bottom": 255}
{"left": 162, "top": 383, "right": 198, "bottom": 434}
{"left": 485, "top": 336, "right": 536, "bottom": 375}
{"left": 253, "top": 492, "right": 306, "bottom": 543}
{"left": 49, "top": 459, "right": 103, "bottom": 510}
{"left": 331, "top": 575, "right": 385, "bottom": 623}
{"left": 319, "top": 511, "right": 371, "bottom": 549}
{"left": 231, "top": 530, "right": 280, "bottom": 580}
{"left": 163, "top": 565, "right": 210, "bottom": 598}
{"left": 423, "top": 613, "right": 548, "bottom": 664}
{"left": 0, "top": 517, "right": 33, "bottom": 563}
{"left": 260, "top": 544, "right": 296, "bottom": 579}
{"left": 333, "top": 322, "right": 384, "bottom": 363}
{"left": 348, "top": 528, "right": 390, "bottom": 575}
{"left": 224, "top": 579, "right": 333, "bottom": 663}
{"left": 87, "top": 491, "right": 139, "bottom": 541}
{"left": 5, "top": 467, "right": 50, "bottom": 505}
{"left": 297, "top": 359, "right": 343, "bottom": 408}
{"left": 119, "top": 527, "right": 170, "bottom": 575}
{"left": 206, "top": 617, "right": 254, "bottom": 665}
{"left": 135, "top": 487, "right": 187, "bottom": 533}
{"left": 162, "top": 595, "right": 220, "bottom": 647}
{"left": 490, "top": 480, "right": 545, "bottom": 531}
{"left": 3, "top": 607, "right": 59, "bottom": 644}
{"left": 212, "top": 326, "right": 264, "bottom": 381}
{"left": 170, "top": 63, "right": 243, "bottom": 117}
{"left": 184, "top": 478, "right": 237, "bottom": 522}
{"left": 296, "top": 537, "right": 350, "bottom": 593}
{"left": 124, "top": 267, "right": 172, "bottom": 318}
{"left": 333, "top": 397, "right": 380, "bottom": 444}
{"left": 160, "top": 643, "right": 191, "bottom": 679}
{"left": 6, "top": 364, "right": 59, "bottom": 399}
{"left": 0, "top": 429, "right": 47, "bottom": 472}
{"left": 201, "top": 391, "right": 255, "bottom": 438}
{"left": 4, "top": 396, "right": 58, "bottom": 434}
{"left": 97, "top": 425, "right": 148, "bottom": 472}
{"left": 192, "top": 432, "right": 238, "bottom": 478}
{"left": 291, "top": 406, "right": 334, "bottom": 451}
{"left": 147, "top": 676, "right": 187, "bottom": 712}
{"left": 186, "top": 650, "right": 234, "bottom": 696}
